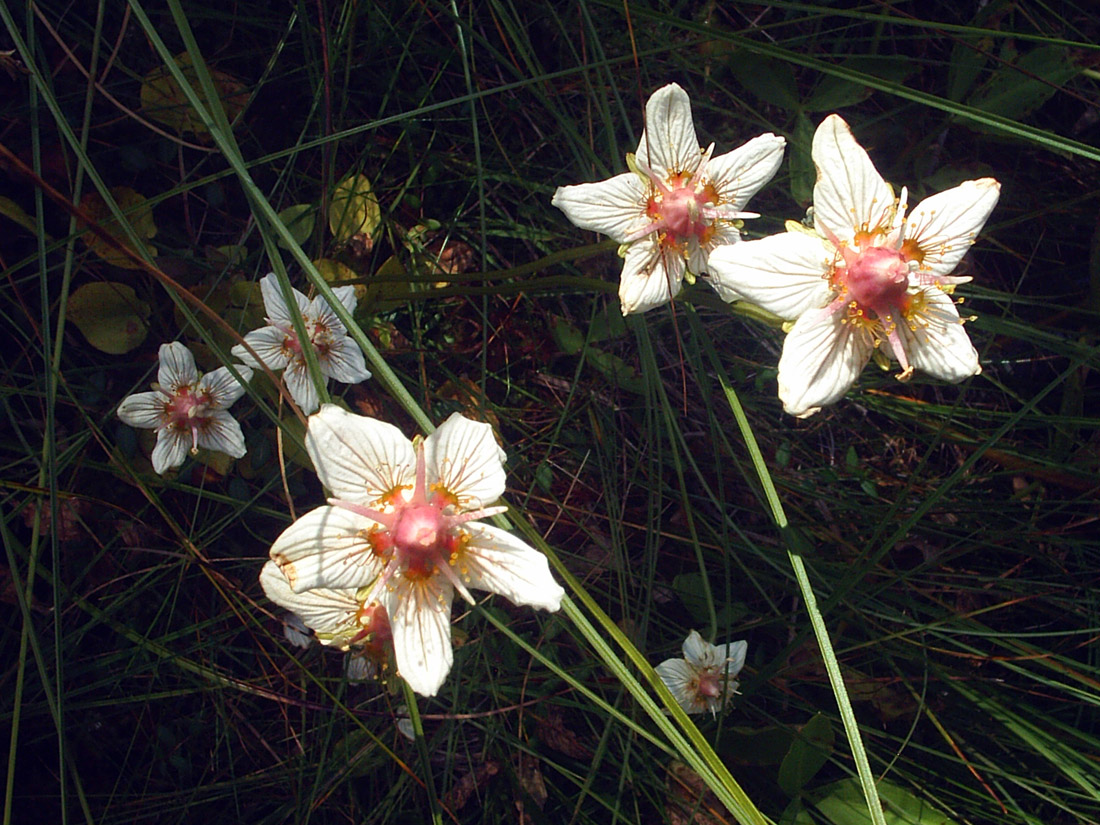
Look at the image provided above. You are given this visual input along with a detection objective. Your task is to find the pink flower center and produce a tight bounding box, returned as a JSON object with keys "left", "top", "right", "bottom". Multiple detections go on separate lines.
{"left": 697, "top": 668, "right": 723, "bottom": 699}
{"left": 164, "top": 385, "right": 211, "bottom": 452}
{"left": 839, "top": 245, "right": 910, "bottom": 316}
{"left": 330, "top": 443, "right": 506, "bottom": 605}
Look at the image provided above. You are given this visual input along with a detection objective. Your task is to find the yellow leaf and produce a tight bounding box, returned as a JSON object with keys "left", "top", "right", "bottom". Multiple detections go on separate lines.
{"left": 79, "top": 187, "right": 157, "bottom": 270}
{"left": 140, "top": 52, "right": 248, "bottom": 136}
{"left": 329, "top": 173, "right": 381, "bottom": 242}
{"left": 67, "top": 282, "right": 150, "bottom": 354}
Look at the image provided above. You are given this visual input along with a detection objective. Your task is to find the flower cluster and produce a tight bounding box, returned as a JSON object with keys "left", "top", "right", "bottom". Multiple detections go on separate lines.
{"left": 117, "top": 273, "right": 371, "bottom": 474}
{"left": 260, "top": 404, "right": 565, "bottom": 696}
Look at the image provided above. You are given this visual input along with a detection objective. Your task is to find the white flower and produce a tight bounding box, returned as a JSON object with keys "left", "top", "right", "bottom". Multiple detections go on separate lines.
{"left": 655, "top": 630, "right": 747, "bottom": 716}
{"left": 551, "top": 82, "right": 786, "bottom": 315}
{"left": 282, "top": 612, "right": 314, "bottom": 649}
{"left": 267, "top": 404, "right": 565, "bottom": 697}
{"left": 708, "top": 114, "right": 1000, "bottom": 417}
{"left": 231, "top": 273, "right": 371, "bottom": 414}
{"left": 117, "top": 342, "right": 252, "bottom": 474}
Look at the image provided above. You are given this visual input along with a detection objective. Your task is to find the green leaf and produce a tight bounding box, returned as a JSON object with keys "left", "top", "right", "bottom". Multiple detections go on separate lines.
{"left": 965, "top": 45, "right": 1078, "bottom": 121}
{"left": 777, "top": 713, "right": 834, "bottom": 797}
{"left": 725, "top": 54, "right": 800, "bottom": 110}
{"left": 0, "top": 196, "right": 37, "bottom": 234}
{"left": 788, "top": 114, "right": 816, "bottom": 207}
{"left": 550, "top": 316, "right": 584, "bottom": 355}
{"left": 67, "top": 282, "right": 150, "bottom": 354}
{"left": 717, "top": 725, "right": 794, "bottom": 767}
{"left": 276, "top": 204, "right": 315, "bottom": 250}
{"left": 811, "top": 778, "right": 960, "bottom": 825}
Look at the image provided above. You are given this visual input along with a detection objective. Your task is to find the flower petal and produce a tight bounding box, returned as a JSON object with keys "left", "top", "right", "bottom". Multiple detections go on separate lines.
{"left": 619, "top": 239, "right": 684, "bottom": 315}
{"left": 331, "top": 285, "right": 358, "bottom": 315}
{"left": 458, "top": 523, "right": 564, "bottom": 611}
{"left": 151, "top": 427, "right": 189, "bottom": 474}
{"left": 707, "top": 232, "right": 833, "bottom": 316}
{"left": 308, "top": 293, "right": 349, "bottom": 338}
{"left": 812, "top": 114, "right": 896, "bottom": 244}
{"left": 157, "top": 342, "right": 198, "bottom": 392}
{"left": 196, "top": 410, "right": 248, "bottom": 459}
{"left": 777, "top": 307, "right": 873, "bottom": 417}
{"left": 423, "top": 414, "right": 506, "bottom": 508}
{"left": 550, "top": 173, "right": 646, "bottom": 242}
{"left": 231, "top": 326, "right": 292, "bottom": 371}
{"left": 383, "top": 579, "right": 454, "bottom": 697}
{"left": 117, "top": 390, "right": 167, "bottom": 429}
{"left": 260, "top": 272, "right": 310, "bottom": 326}
{"left": 284, "top": 359, "right": 320, "bottom": 414}
{"left": 269, "top": 504, "right": 383, "bottom": 592}
{"left": 259, "top": 560, "right": 361, "bottom": 644}
{"left": 199, "top": 365, "right": 252, "bottom": 409}
{"left": 706, "top": 133, "right": 787, "bottom": 210}
{"left": 717, "top": 639, "right": 748, "bottom": 679}
{"left": 635, "top": 83, "right": 701, "bottom": 178}
{"left": 305, "top": 404, "right": 417, "bottom": 504}
{"left": 321, "top": 336, "right": 371, "bottom": 385}
{"left": 655, "top": 657, "right": 705, "bottom": 714}
{"left": 899, "top": 288, "right": 981, "bottom": 382}
{"left": 904, "top": 178, "right": 1001, "bottom": 279}
{"left": 681, "top": 630, "right": 713, "bottom": 667}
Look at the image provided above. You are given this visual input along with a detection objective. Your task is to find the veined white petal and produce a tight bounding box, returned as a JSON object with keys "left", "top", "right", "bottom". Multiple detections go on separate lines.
{"left": 635, "top": 83, "right": 701, "bottom": 178}
{"left": 681, "top": 630, "right": 712, "bottom": 667}
{"left": 707, "top": 232, "right": 833, "bottom": 316}
{"left": 260, "top": 560, "right": 361, "bottom": 643}
{"left": 284, "top": 359, "right": 321, "bottom": 415}
{"left": 904, "top": 178, "right": 1001, "bottom": 279}
{"left": 898, "top": 288, "right": 980, "bottom": 382}
{"left": 196, "top": 410, "right": 247, "bottom": 459}
{"left": 698, "top": 221, "right": 742, "bottom": 266}
{"left": 655, "top": 657, "right": 705, "bottom": 714}
{"left": 157, "top": 342, "right": 198, "bottom": 392}
{"left": 331, "top": 285, "right": 358, "bottom": 315}
{"left": 269, "top": 504, "right": 383, "bottom": 592}
{"left": 550, "top": 173, "right": 647, "bottom": 242}
{"left": 383, "top": 579, "right": 454, "bottom": 697}
{"left": 151, "top": 427, "right": 189, "bottom": 474}
{"left": 777, "top": 308, "right": 873, "bottom": 417}
{"left": 423, "top": 414, "right": 507, "bottom": 508}
{"left": 309, "top": 293, "right": 348, "bottom": 338}
{"left": 117, "top": 390, "right": 167, "bottom": 429}
{"left": 717, "top": 639, "right": 748, "bottom": 678}
{"left": 458, "top": 523, "right": 564, "bottom": 611}
{"left": 260, "top": 273, "right": 310, "bottom": 326}
{"left": 321, "top": 337, "right": 371, "bottom": 385}
{"left": 231, "top": 326, "right": 292, "bottom": 371}
{"left": 706, "top": 133, "right": 787, "bottom": 210}
{"left": 199, "top": 365, "right": 252, "bottom": 408}
{"left": 305, "top": 404, "right": 416, "bottom": 505}
{"left": 619, "top": 239, "right": 685, "bottom": 315}
{"left": 812, "top": 114, "right": 896, "bottom": 244}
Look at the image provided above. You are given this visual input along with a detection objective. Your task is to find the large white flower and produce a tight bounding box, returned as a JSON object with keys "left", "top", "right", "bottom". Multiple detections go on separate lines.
{"left": 708, "top": 114, "right": 1000, "bottom": 417}
{"left": 267, "top": 404, "right": 565, "bottom": 697}
{"left": 117, "top": 341, "right": 252, "bottom": 474}
{"left": 231, "top": 273, "right": 371, "bottom": 414}
{"left": 551, "top": 83, "right": 786, "bottom": 315}
{"left": 655, "top": 630, "right": 747, "bottom": 716}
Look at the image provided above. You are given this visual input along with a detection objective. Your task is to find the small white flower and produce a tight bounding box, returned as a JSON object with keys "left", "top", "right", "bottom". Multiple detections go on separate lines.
{"left": 282, "top": 612, "right": 314, "bottom": 649}
{"left": 267, "top": 405, "right": 565, "bottom": 697}
{"left": 708, "top": 114, "right": 1000, "bottom": 417}
{"left": 260, "top": 559, "right": 392, "bottom": 655}
{"left": 656, "top": 630, "right": 747, "bottom": 716}
{"left": 117, "top": 341, "right": 252, "bottom": 474}
{"left": 232, "top": 273, "right": 371, "bottom": 414}
{"left": 551, "top": 82, "right": 786, "bottom": 315}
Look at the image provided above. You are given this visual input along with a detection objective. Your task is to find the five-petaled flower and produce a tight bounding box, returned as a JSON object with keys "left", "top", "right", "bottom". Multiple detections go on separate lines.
{"left": 551, "top": 82, "right": 786, "bottom": 315}
{"left": 232, "top": 273, "right": 372, "bottom": 414}
{"left": 708, "top": 114, "right": 1000, "bottom": 417}
{"left": 656, "top": 630, "right": 747, "bottom": 716}
{"left": 117, "top": 341, "right": 252, "bottom": 474}
{"left": 266, "top": 404, "right": 565, "bottom": 697}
